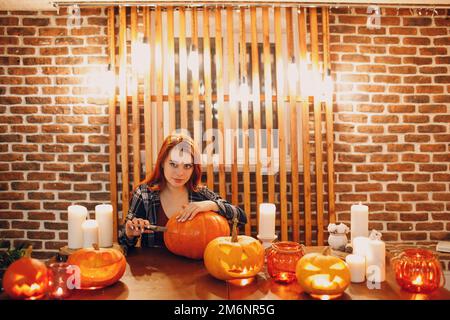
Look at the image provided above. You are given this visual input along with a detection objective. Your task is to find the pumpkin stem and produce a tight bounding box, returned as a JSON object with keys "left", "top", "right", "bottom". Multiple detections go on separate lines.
{"left": 93, "top": 243, "right": 100, "bottom": 250}
{"left": 231, "top": 213, "right": 239, "bottom": 243}
{"left": 322, "top": 246, "right": 331, "bottom": 256}
{"left": 24, "top": 245, "right": 33, "bottom": 258}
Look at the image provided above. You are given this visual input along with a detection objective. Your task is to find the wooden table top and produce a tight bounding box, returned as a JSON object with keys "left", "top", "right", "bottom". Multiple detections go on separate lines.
{"left": 2, "top": 246, "right": 449, "bottom": 300}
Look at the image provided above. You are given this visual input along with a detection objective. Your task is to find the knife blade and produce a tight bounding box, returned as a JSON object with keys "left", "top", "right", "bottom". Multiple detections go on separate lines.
{"left": 144, "top": 225, "right": 168, "bottom": 232}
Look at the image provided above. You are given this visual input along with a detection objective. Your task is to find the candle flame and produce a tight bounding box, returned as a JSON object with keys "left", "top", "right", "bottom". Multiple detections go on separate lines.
{"left": 56, "top": 287, "right": 63, "bottom": 296}
{"left": 412, "top": 275, "right": 423, "bottom": 286}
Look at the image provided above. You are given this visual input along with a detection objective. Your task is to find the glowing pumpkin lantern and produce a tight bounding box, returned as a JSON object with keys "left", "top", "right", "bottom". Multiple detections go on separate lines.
{"left": 164, "top": 211, "right": 230, "bottom": 260}
{"left": 296, "top": 247, "right": 351, "bottom": 300}
{"left": 67, "top": 244, "right": 126, "bottom": 289}
{"left": 2, "top": 246, "right": 48, "bottom": 300}
{"left": 392, "top": 248, "right": 445, "bottom": 293}
{"left": 204, "top": 215, "right": 264, "bottom": 283}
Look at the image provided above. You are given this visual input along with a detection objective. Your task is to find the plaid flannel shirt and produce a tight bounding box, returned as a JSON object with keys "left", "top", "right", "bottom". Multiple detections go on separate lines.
{"left": 118, "top": 183, "right": 247, "bottom": 254}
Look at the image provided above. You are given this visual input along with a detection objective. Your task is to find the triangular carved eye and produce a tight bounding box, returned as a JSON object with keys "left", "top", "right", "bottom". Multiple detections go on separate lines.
{"left": 220, "top": 245, "right": 232, "bottom": 255}
{"left": 330, "top": 262, "right": 345, "bottom": 270}
{"left": 303, "top": 263, "right": 321, "bottom": 272}
{"left": 241, "top": 252, "right": 249, "bottom": 261}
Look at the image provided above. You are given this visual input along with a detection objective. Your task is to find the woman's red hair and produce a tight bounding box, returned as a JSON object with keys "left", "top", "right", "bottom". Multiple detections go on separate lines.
{"left": 142, "top": 134, "right": 202, "bottom": 192}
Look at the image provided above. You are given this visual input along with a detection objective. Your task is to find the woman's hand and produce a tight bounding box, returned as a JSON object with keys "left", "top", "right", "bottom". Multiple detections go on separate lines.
{"left": 177, "top": 201, "right": 219, "bottom": 222}
{"left": 125, "top": 218, "right": 152, "bottom": 239}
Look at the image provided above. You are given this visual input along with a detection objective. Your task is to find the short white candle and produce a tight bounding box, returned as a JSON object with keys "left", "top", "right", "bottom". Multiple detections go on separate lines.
{"left": 353, "top": 236, "right": 369, "bottom": 257}
{"left": 351, "top": 203, "right": 369, "bottom": 241}
{"left": 258, "top": 203, "right": 276, "bottom": 239}
{"left": 366, "top": 238, "right": 386, "bottom": 282}
{"left": 345, "top": 254, "right": 366, "bottom": 283}
{"left": 95, "top": 204, "right": 113, "bottom": 248}
{"left": 81, "top": 219, "right": 99, "bottom": 249}
{"left": 68, "top": 205, "right": 88, "bottom": 249}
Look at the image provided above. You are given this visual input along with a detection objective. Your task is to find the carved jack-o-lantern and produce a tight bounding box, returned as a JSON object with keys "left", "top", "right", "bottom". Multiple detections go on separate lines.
{"left": 2, "top": 246, "right": 48, "bottom": 300}
{"left": 296, "top": 247, "right": 351, "bottom": 300}
{"left": 204, "top": 216, "right": 264, "bottom": 282}
{"left": 67, "top": 244, "right": 126, "bottom": 289}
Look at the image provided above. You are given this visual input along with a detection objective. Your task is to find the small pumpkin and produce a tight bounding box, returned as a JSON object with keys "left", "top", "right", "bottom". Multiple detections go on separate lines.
{"left": 296, "top": 247, "right": 351, "bottom": 299}
{"left": 2, "top": 246, "right": 48, "bottom": 300}
{"left": 67, "top": 244, "right": 126, "bottom": 289}
{"left": 164, "top": 210, "right": 230, "bottom": 260}
{"left": 204, "top": 215, "right": 264, "bottom": 281}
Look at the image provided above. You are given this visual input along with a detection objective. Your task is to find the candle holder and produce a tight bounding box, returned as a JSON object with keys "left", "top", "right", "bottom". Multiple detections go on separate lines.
{"left": 266, "top": 241, "right": 305, "bottom": 284}
{"left": 391, "top": 248, "right": 445, "bottom": 293}
{"left": 257, "top": 234, "right": 278, "bottom": 249}
{"left": 47, "top": 262, "right": 73, "bottom": 299}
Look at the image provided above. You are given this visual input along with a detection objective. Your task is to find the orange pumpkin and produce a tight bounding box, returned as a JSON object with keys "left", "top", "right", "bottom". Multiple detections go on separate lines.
{"left": 164, "top": 211, "right": 230, "bottom": 259}
{"left": 2, "top": 246, "right": 48, "bottom": 300}
{"left": 204, "top": 217, "right": 264, "bottom": 281}
{"left": 296, "top": 247, "right": 351, "bottom": 300}
{"left": 67, "top": 244, "right": 126, "bottom": 289}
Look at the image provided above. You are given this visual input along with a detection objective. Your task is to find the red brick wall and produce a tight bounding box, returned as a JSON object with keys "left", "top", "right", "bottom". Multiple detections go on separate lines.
{"left": 330, "top": 8, "right": 450, "bottom": 252}
{"left": 0, "top": 7, "right": 449, "bottom": 264}
{"left": 0, "top": 8, "right": 110, "bottom": 259}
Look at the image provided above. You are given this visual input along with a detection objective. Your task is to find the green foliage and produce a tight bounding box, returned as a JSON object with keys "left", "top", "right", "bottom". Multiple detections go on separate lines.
{"left": 0, "top": 241, "right": 28, "bottom": 270}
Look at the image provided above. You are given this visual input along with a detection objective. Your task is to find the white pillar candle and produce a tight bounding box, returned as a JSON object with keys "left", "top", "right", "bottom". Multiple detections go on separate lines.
{"left": 345, "top": 254, "right": 366, "bottom": 283}
{"left": 351, "top": 203, "right": 369, "bottom": 241}
{"left": 353, "top": 236, "right": 370, "bottom": 257}
{"left": 366, "top": 238, "right": 386, "bottom": 283}
{"left": 82, "top": 219, "right": 99, "bottom": 249}
{"left": 68, "top": 205, "right": 88, "bottom": 249}
{"left": 258, "top": 203, "right": 276, "bottom": 239}
{"left": 95, "top": 204, "right": 113, "bottom": 248}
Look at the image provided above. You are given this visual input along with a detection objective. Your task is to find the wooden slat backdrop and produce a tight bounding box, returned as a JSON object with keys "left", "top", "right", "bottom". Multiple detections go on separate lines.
{"left": 225, "top": 7, "right": 237, "bottom": 204}
{"left": 298, "top": 7, "right": 312, "bottom": 246}
{"left": 250, "top": 7, "right": 263, "bottom": 230}
{"left": 131, "top": 7, "right": 140, "bottom": 189}
{"left": 118, "top": 6, "right": 129, "bottom": 224}
{"left": 310, "top": 7, "right": 325, "bottom": 246}
{"left": 108, "top": 5, "right": 335, "bottom": 245}
{"left": 107, "top": 6, "right": 117, "bottom": 241}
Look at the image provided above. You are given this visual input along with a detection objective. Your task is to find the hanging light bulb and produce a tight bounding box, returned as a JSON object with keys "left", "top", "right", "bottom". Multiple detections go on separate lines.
{"left": 299, "top": 62, "right": 312, "bottom": 98}
{"left": 188, "top": 44, "right": 199, "bottom": 72}
{"left": 239, "top": 76, "right": 250, "bottom": 105}
{"left": 97, "top": 64, "right": 115, "bottom": 96}
{"left": 321, "top": 69, "right": 333, "bottom": 103}
{"left": 132, "top": 35, "right": 151, "bottom": 75}
{"left": 287, "top": 56, "right": 298, "bottom": 91}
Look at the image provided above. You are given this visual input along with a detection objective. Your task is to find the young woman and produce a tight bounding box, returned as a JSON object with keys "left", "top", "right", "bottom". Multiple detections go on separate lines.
{"left": 119, "top": 134, "right": 247, "bottom": 252}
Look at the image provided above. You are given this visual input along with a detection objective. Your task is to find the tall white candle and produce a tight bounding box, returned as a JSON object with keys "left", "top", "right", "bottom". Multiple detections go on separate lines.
{"left": 353, "top": 236, "right": 370, "bottom": 257}
{"left": 258, "top": 203, "right": 276, "bottom": 239}
{"left": 82, "top": 219, "right": 99, "bottom": 249}
{"left": 68, "top": 205, "right": 88, "bottom": 249}
{"left": 345, "top": 254, "right": 366, "bottom": 283}
{"left": 95, "top": 204, "right": 113, "bottom": 248}
{"left": 366, "top": 238, "right": 386, "bottom": 283}
{"left": 351, "top": 203, "right": 369, "bottom": 241}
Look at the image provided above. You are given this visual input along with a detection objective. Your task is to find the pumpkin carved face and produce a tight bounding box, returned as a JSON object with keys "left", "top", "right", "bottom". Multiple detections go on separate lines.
{"left": 2, "top": 247, "right": 48, "bottom": 300}
{"left": 67, "top": 245, "right": 126, "bottom": 290}
{"left": 296, "top": 251, "right": 351, "bottom": 299}
{"left": 204, "top": 235, "right": 264, "bottom": 281}
{"left": 164, "top": 211, "right": 230, "bottom": 260}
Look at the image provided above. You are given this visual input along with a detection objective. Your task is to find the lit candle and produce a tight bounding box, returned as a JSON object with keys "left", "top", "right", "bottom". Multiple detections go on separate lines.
{"left": 81, "top": 219, "right": 99, "bottom": 248}
{"left": 351, "top": 203, "right": 369, "bottom": 242}
{"left": 353, "top": 236, "right": 369, "bottom": 257}
{"left": 258, "top": 203, "right": 276, "bottom": 239}
{"left": 366, "top": 233, "right": 386, "bottom": 283}
{"left": 345, "top": 254, "right": 366, "bottom": 283}
{"left": 68, "top": 205, "right": 88, "bottom": 249}
{"left": 95, "top": 204, "right": 113, "bottom": 248}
